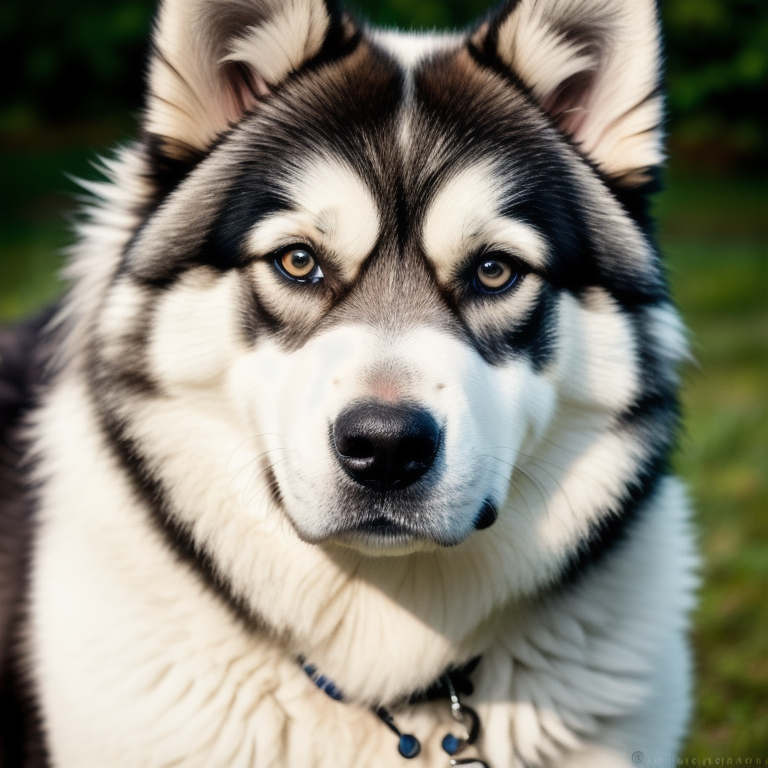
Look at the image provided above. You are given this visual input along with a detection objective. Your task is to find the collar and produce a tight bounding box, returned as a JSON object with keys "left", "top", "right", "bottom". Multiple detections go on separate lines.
{"left": 299, "top": 656, "right": 490, "bottom": 766}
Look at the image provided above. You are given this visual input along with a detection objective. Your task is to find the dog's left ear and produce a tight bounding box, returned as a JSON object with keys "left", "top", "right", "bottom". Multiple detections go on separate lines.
{"left": 146, "top": 0, "right": 347, "bottom": 156}
{"left": 476, "top": 0, "right": 663, "bottom": 185}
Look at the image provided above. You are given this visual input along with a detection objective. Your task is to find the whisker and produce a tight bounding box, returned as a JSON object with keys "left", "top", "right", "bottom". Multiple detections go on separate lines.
{"left": 244, "top": 457, "right": 288, "bottom": 509}
{"left": 483, "top": 451, "right": 576, "bottom": 526}
{"left": 226, "top": 446, "right": 286, "bottom": 496}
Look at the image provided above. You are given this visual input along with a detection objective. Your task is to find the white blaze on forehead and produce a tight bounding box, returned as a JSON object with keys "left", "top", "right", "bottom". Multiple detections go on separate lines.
{"left": 247, "top": 156, "right": 380, "bottom": 281}
{"left": 422, "top": 162, "right": 549, "bottom": 282}
{"left": 372, "top": 30, "right": 460, "bottom": 68}
{"left": 223, "top": 0, "right": 329, "bottom": 86}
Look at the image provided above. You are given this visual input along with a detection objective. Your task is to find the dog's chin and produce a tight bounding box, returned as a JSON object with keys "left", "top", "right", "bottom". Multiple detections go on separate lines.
{"left": 283, "top": 495, "right": 499, "bottom": 556}
{"left": 334, "top": 533, "right": 444, "bottom": 557}
{"left": 288, "top": 514, "right": 460, "bottom": 556}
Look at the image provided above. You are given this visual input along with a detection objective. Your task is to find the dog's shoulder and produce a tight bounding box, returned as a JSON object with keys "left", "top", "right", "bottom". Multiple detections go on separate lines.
{"left": 0, "top": 309, "right": 54, "bottom": 768}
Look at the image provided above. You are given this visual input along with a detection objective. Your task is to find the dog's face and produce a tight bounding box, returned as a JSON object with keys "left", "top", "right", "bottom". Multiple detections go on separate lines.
{"left": 88, "top": 0, "right": 685, "bottom": 617}
{"left": 224, "top": 65, "right": 570, "bottom": 552}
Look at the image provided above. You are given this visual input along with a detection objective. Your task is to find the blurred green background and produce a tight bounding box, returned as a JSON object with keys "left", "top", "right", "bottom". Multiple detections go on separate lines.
{"left": 1, "top": 0, "right": 766, "bottom": 757}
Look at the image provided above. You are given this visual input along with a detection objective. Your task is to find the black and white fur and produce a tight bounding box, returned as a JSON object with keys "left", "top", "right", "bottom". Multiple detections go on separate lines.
{"left": 0, "top": 0, "right": 697, "bottom": 765}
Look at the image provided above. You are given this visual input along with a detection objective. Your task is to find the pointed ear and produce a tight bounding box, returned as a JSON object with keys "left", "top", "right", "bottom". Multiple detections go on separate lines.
{"left": 477, "top": 0, "right": 664, "bottom": 185}
{"left": 146, "top": 0, "right": 343, "bottom": 155}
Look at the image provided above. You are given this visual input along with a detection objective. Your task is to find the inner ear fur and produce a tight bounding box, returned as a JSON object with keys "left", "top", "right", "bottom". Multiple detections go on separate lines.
{"left": 479, "top": 0, "right": 664, "bottom": 185}
{"left": 145, "top": 0, "right": 342, "bottom": 155}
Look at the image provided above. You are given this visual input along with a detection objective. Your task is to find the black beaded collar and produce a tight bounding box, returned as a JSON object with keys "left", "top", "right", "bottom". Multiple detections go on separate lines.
{"left": 298, "top": 656, "right": 490, "bottom": 767}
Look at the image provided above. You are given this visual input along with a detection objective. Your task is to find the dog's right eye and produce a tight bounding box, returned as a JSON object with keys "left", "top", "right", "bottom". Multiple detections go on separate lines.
{"left": 472, "top": 253, "right": 522, "bottom": 294}
{"left": 274, "top": 246, "right": 324, "bottom": 283}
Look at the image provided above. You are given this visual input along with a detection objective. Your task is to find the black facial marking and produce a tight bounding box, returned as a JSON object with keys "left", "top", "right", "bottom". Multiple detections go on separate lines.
{"left": 197, "top": 183, "right": 292, "bottom": 273}
{"left": 93, "top": 405, "right": 263, "bottom": 634}
{"left": 469, "top": 286, "right": 558, "bottom": 370}
{"left": 238, "top": 272, "right": 286, "bottom": 341}
{"left": 555, "top": 451, "right": 670, "bottom": 589}
{"left": 139, "top": 131, "right": 208, "bottom": 214}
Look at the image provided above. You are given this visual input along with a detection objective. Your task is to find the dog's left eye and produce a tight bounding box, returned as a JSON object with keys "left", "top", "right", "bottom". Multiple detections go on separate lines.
{"left": 473, "top": 253, "right": 521, "bottom": 294}
{"left": 275, "top": 246, "right": 324, "bottom": 283}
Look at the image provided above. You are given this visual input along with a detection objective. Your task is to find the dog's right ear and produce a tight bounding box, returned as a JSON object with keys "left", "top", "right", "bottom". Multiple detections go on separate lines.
{"left": 146, "top": 0, "right": 346, "bottom": 156}
{"left": 474, "top": 0, "right": 664, "bottom": 186}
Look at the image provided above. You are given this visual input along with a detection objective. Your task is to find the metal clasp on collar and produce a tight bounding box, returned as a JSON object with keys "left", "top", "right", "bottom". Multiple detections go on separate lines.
{"left": 440, "top": 674, "right": 489, "bottom": 768}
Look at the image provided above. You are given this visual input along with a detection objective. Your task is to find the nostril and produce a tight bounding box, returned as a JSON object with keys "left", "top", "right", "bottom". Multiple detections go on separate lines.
{"left": 416, "top": 435, "right": 438, "bottom": 461}
{"left": 332, "top": 401, "right": 441, "bottom": 492}
{"left": 396, "top": 435, "right": 438, "bottom": 466}
{"left": 336, "top": 435, "right": 375, "bottom": 460}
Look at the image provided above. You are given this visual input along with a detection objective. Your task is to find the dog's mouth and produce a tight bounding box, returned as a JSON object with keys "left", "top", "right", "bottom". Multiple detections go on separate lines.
{"left": 283, "top": 495, "right": 499, "bottom": 555}
{"left": 333, "top": 517, "right": 442, "bottom": 555}
{"left": 262, "top": 444, "right": 499, "bottom": 554}
{"left": 353, "top": 515, "right": 411, "bottom": 537}
{"left": 325, "top": 517, "right": 454, "bottom": 555}
{"left": 294, "top": 510, "right": 453, "bottom": 551}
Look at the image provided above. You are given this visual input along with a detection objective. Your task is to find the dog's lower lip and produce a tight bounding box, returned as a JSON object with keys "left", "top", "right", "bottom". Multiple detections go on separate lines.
{"left": 359, "top": 516, "right": 405, "bottom": 534}
{"left": 346, "top": 516, "right": 423, "bottom": 541}
{"left": 338, "top": 518, "right": 463, "bottom": 549}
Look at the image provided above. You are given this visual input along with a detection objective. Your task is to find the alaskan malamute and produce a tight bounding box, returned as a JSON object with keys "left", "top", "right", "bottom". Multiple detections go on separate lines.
{"left": 0, "top": 0, "right": 697, "bottom": 765}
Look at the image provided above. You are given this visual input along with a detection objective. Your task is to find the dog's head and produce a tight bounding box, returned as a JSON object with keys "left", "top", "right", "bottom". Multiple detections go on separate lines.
{"left": 86, "top": 0, "right": 685, "bottom": 657}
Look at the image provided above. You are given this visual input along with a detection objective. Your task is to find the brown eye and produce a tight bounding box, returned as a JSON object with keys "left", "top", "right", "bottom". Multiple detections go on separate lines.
{"left": 474, "top": 255, "right": 519, "bottom": 293}
{"left": 277, "top": 247, "right": 323, "bottom": 282}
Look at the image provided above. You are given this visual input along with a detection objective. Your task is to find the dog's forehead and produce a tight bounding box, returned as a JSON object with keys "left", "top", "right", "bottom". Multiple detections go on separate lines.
{"left": 241, "top": 36, "right": 555, "bottom": 280}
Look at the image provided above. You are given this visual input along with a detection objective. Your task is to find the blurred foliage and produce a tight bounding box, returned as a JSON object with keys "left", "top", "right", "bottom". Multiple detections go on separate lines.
{"left": 1, "top": 0, "right": 767, "bottom": 167}
{"left": 663, "top": 0, "right": 768, "bottom": 170}
{"left": 0, "top": 0, "right": 150, "bottom": 135}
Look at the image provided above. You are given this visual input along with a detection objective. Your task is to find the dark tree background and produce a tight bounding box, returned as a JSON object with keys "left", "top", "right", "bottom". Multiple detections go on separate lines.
{"left": 1, "top": 0, "right": 766, "bottom": 169}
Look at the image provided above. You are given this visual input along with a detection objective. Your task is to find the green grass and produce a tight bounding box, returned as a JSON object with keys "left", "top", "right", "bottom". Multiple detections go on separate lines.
{"left": 1, "top": 143, "right": 767, "bottom": 756}
{"left": 655, "top": 172, "right": 768, "bottom": 758}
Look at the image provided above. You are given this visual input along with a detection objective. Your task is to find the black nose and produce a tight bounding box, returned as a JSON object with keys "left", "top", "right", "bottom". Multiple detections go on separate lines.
{"left": 332, "top": 402, "right": 441, "bottom": 492}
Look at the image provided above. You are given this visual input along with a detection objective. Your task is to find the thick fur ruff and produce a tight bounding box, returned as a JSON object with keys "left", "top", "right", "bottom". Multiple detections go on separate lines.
{"left": 0, "top": 0, "right": 697, "bottom": 766}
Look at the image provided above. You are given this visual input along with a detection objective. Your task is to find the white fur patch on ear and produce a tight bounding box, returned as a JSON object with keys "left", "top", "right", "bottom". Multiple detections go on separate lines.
{"left": 147, "top": 0, "right": 331, "bottom": 152}
{"left": 492, "top": 0, "right": 663, "bottom": 183}
{"left": 224, "top": 0, "right": 330, "bottom": 86}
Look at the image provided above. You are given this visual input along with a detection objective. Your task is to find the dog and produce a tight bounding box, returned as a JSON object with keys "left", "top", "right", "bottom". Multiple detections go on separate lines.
{"left": 0, "top": 0, "right": 698, "bottom": 765}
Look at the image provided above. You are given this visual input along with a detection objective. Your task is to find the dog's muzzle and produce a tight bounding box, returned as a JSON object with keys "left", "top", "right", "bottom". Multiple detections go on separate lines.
{"left": 332, "top": 401, "right": 441, "bottom": 493}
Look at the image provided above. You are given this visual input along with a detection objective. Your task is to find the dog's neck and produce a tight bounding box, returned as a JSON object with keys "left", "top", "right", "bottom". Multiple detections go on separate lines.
{"left": 300, "top": 656, "right": 488, "bottom": 765}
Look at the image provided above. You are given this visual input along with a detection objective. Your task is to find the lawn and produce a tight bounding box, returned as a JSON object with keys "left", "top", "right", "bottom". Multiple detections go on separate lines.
{"left": 656, "top": 172, "right": 768, "bottom": 758}
{"left": 1, "top": 141, "right": 766, "bottom": 757}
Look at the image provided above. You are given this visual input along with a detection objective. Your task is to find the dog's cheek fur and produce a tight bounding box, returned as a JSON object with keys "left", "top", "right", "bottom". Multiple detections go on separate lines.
{"left": 146, "top": 270, "right": 245, "bottom": 389}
